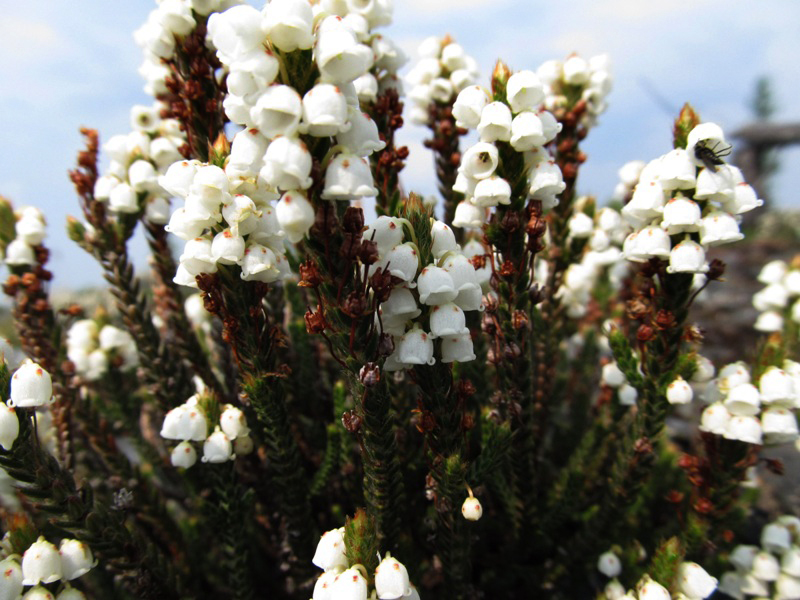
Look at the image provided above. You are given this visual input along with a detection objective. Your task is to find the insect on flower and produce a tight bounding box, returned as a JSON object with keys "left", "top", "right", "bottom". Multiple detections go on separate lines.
{"left": 693, "top": 139, "right": 732, "bottom": 172}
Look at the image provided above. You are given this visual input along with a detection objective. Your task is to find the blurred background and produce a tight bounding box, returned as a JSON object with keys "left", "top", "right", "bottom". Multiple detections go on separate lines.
{"left": 1, "top": 0, "right": 799, "bottom": 290}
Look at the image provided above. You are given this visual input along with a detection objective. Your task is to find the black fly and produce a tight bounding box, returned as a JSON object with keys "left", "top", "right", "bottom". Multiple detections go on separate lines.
{"left": 693, "top": 139, "right": 732, "bottom": 173}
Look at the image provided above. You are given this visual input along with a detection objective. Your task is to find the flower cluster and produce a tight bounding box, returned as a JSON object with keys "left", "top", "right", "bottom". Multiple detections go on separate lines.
{"left": 550, "top": 202, "right": 630, "bottom": 318}
{"left": 450, "top": 66, "right": 565, "bottom": 228}
{"left": 538, "top": 53, "right": 612, "bottom": 128}
{"left": 92, "top": 104, "right": 185, "bottom": 219}
{"left": 311, "top": 528, "right": 417, "bottom": 600}
{"left": 698, "top": 360, "right": 800, "bottom": 446}
{"left": 66, "top": 319, "right": 139, "bottom": 382}
{"left": 134, "top": 0, "right": 240, "bottom": 96}
{"left": 601, "top": 561, "right": 717, "bottom": 600}
{"left": 0, "top": 536, "right": 96, "bottom": 600}
{"left": 161, "top": 161, "right": 291, "bottom": 287}
{"left": 717, "top": 515, "right": 800, "bottom": 599}
{"left": 3, "top": 207, "right": 47, "bottom": 268}
{"left": 366, "top": 216, "right": 483, "bottom": 370}
{"left": 621, "top": 123, "right": 760, "bottom": 273}
{"left": 404, "top": 35, "right": 479, "bottom": 125}
{"left": 160, "top": 393, "right": 253, "bottom": 467}
{"left": 752, "top": 258, "right": 800, "bottom": 333}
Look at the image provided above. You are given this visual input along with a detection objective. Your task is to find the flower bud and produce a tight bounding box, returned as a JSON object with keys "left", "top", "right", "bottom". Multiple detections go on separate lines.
{"left": 171, "top": 441, "right": 197, "bottom": 469}
{"left": 597, "top": 551, "right": 621, "bottom": 578}
{"left": 55, "top": 587, "right": 87, "bottom": 600}
{"left": 461, "top": 496, "right": 482, "bottom": 521}
{"left": 375, "top": 554, "right": 411, "bottom": 599}
{"left": 22, "top": 587, "right": 55, "bottom": 600}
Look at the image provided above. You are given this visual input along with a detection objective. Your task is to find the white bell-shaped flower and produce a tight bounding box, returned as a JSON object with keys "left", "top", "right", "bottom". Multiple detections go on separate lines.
{"left": 312, "top": 528, "right": 348, "bottom": 572}
{"left": 472, "top": 176, "right": 511, "bottom": 208}
{"left": 626, "top": 227, "right": 671, "bottom": 261}
{"left": 506, "top": 70, "right": 544, "bottom": 113}
{"left": 695, "top": 166, "right": 735, "bottom": 203}
{"left": 315, "top": 17, "right": 373, "bottom": 83}
{"left": 4, "top": 239, "right": 36, "bottom": 266}
{"left": 302, "top": 84, "right": 349, "bottom": 137}
{"left": 0, "top": 402, "right": 19, "bottom": 451}
{"left": 657, "top": 148, "right": 696, "bottom": 190}
{"left": 379, "top": 287, "right": 421, "bottom": 324}
{"left": 431, "top": 221, "right": 459, "bottom": 259}
{"left": 0, "top": 556, "right": 23, "bottom": 600}
{"left": 330, "top": 567, "right": 368, "bottom": 600}
{"left": 753, "top": 283, "right": 789, "bottom": 312}
{"left": 250, "top": 85, "right": 303, "bottom": 139}
{"left": 261, "top": 0, "right": 313, "bottom": 52}
{"left": 739, "top": 572, "right": 768, "bottom": 596}
{"left": 510, "top": 111, "right": 546, "bottom": 151}
{"left": 622, "top": 180, "right": 666, "bottom": 225}
{"left": 398, "top": 327, "right": 435, "bottom": 366}
{"left": 716, "top": 572, "right": 744, "bottom": 600}
{"left": 229, "top": 129, "right": 269, "bottom": 172}
{"left": 666, "top": 239, "right": 708, "bottom": 274}
{"left": 661, "top": 196, "right": 701, "bottom": 234}
{"left": 220, "top": 405, "right": 248, "bottom": 440}
{"left": 109, "top": 182, "right": 140, "bottom": 213}
{"left": 567, "top": 212, "right": 594, "bottom": 238}
{"left": 460, "top": 142, "right": 499, "bottom": 180}
{"left": 145, "top": 196, "right": 171, "bottom": 225}
{"left": 313, "top": 569, "right": 340, "bottom": 600}
{"left": 781, "top": 546, "right": 800, "bottom": 577}
{"left": 207, "top": 5, "right": 265, "bottom": 64}
{"left": 179, "top": 238, "right": 217, "bottom": 276}
{"left": 417, "top": 265, "right": 458, "bottom": 305}
{"left": 171, "top": 441, "right": 198, "bottom": 468}
{"left": 59, "top": 539, "right": 96, "bottom": 580}
{"left": 637, "top": 576, "right": 670, "bottom": 600}
{"left": 240, "top": 243, "right": 282, "bottom": 283}
{"left": 758, "top": 259, "right": 788, "bottom": 285}
{"left": 161, "top": 404, "right": 190, "bottom": 440}
{"left": 563, "top": 55, "right": 589, "bottom": 84}
{"left": 777, "top": 573, "right": 800, "bottom": 600}
{"left": 759, "top": 367, "right": 795, "bottom": 404}
{"left": 724, "top": 383, "right": 761, "bottom": 416}
{"left": 721, "top": 182, "right": 762, "bottom": 215}
{"left": 729, "top": 544, "right": 758, "bottom": 572}
{"left": 322, "top": 154, "right": 378, "bottom": 200}
{"left": 22, "top": 586, "right": 55, "bottom": 600}
{"left": 128, "top": 160, "right": 159, "bottom": 194}
{"left": 618, "top": 384, "right": 638, "bottom": 406}
{"left": 752, "top": 550, "right": 780, "bottom": 581}
{"left": 430, "top": 303, "right": 469, "bottom": 337}
{"left": 21, "top": 537, "right": 62, "bottom": 586}
{"left": 785, "top": 270, "right": 800, "bottom": 294}
{"left": 15, "top": 208, "right": 47, "bottom": 246}
{"left": 667, "top": 376, "right": 693, "bottom": 405}
{"left": 9, "top": 360, "right": 53, "bottom": 408}
{"left": 365, "top": 216, "right": 404, "bottom": 257}
{"left": 755, "top": 310, "right": 784, "bottom": 333}
{"left": 762, "top": 407, "right": 799, "bottom": 444}
{"left": 461, "top": 495, "right": 482, "bottom": 521}
{"left": 441, "top": 334, "right": 476, "bottom": 363}
{"left": 699, "top": 402, "right": 731, "bottom": 435}
{"left": 222, "top": 194, "right": 259, "bottom": 236}
{"left": 528, "top": 160, "right": 566, "bottom": 200}
{"left": 276, "top": 191, "right": 315, "bottom": 243}
{"left": 676, "top": 562, "right": 717, "bottom": 600}
{"left": 381, "top": 242, "right": 419, "bottom": 285}
{"left": 452, "top": 85, "right": 489, "bottom": 129}
{"left": 337, "top": 107, "right": 385, "bottom": 156}
{"left": 211, "top": 229, "right": 246, "bottom": 265}
{"left": 202, "top": 426, "right": 234, "bottom": 463}
{"left": 597, "top": 551, "right": 622, "bottom": 578}
{"left": 261, "top": 136, "right": 313, "bottom": 190}
{"left": 686, "top": 122, "right": 727, "bottom": 166}
{"left": 234, "top": 435, "right": 254, "bottom": 456}
{"left": 538, "top": 110, "right": 562, "bottom": 144}
{"left": 699, "top": 210, "right": 743, "bottom": 246}
{"left": 603, "top": 579, "right": 627, "bottom": 600}
{"left": 55, "top": 586, "right": 87, "bottom": 600}
{"left": 723, "top": 415, "right": 763, "bottom": 444}
{"left": 374, "top": 554, "right": 411, "bottom": 599}
{"left": 692, "top": 355, "right": 716, "bottom": 383}
{"left": 764, "top": 521, "right": 793, "bottom": 551}
{"left": 477, "top": 102, "right": 512, "bottom": 143}
{"left": 452, "top": 201, "right": 486, "bottom": 229}
{"left": 601, "top": 362, "right": 626, "bottom": 388}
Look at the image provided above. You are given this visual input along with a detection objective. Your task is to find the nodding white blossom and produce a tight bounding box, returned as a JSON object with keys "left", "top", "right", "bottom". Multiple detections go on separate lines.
{"left": 676, "top": 562, "right": 718, "bottom": 600}
{"left": 203, "top": 426, "right": 234, "bottom": 463}
{"left": 597, "top": 551, "right": 622, "bottom": 578}
{"left": 171, "top": 441, "right": 198, "bottom": 468}
{"left": 0, "top": 557, "right": 23, "bottom": 600}
{"left": 21, "top": 537, "right": 62, "bottom": 586}
{"left": 374, "top": 554, "right": 411, "bottom": 599}
{"left": 9, "top": 360, "right": 53, "bottom": 408}
{"left": 461, "top": 495, "right": 483, "bottom": 521}
{"left": 59, "top": 539, "right": 96, "bottom": 581}
{"left": 0, "top": 402, "right": 19, "bottom": 451}
{"left": 312, "top": 528, "right": 348, "bottom": 572}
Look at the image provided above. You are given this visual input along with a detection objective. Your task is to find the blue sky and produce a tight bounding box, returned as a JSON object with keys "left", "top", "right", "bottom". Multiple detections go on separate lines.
{"left": 1, "top": 0, "right": 799, "bottom": 290}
